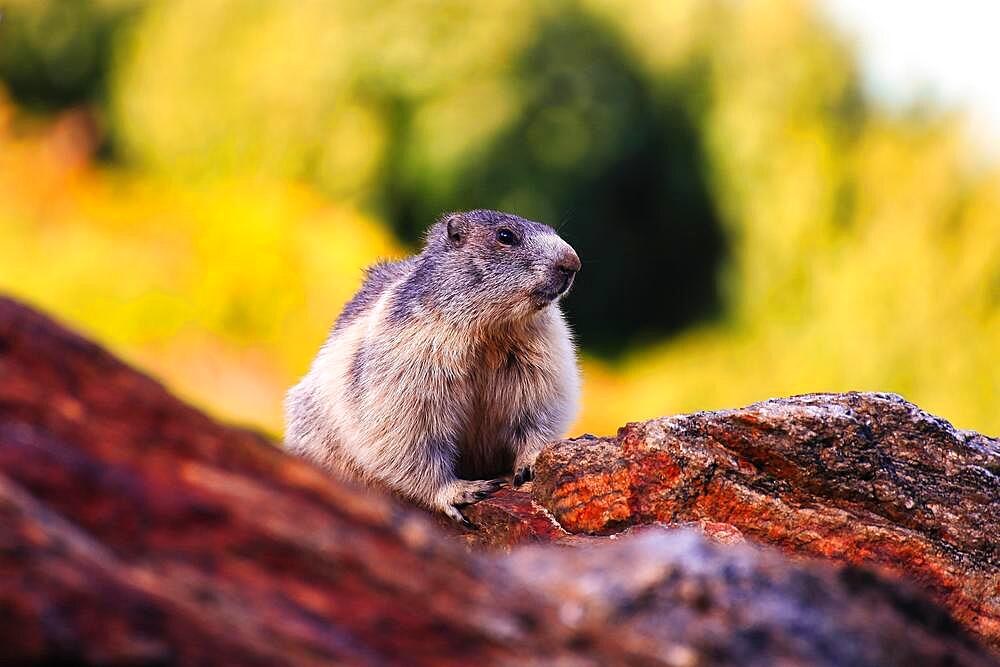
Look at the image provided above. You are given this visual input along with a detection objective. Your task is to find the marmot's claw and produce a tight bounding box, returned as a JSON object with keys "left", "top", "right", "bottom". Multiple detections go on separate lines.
{"left": 474, "top": 478, "right": 505, "bottom": 500}
{"left": 448, "top": 478, "right": 505, "bottom": 507}
{"left": 512, "top": 466, "right": 533, "bottom": 488}
{"left": 444, "top": 504, "right": 476, "bottom": 529}
{"left": 478, "top": 477, "right": 506, "bottom": 494}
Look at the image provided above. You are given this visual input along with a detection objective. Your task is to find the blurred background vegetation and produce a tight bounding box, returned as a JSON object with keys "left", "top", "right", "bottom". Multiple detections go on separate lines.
{"left": 1, "top": 0, "right": 997, "bottom": 437}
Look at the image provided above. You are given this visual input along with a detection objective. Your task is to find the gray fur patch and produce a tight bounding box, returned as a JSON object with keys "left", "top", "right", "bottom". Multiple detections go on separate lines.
{"left": 334, "top": 259, "right": 413, "bottom": 332}
{"left": 346, "top": 340, "right": 368, "bottom": 406}
{"left": 510, "top": 410, "right": 543, "bottom": 445}
{"left": 387, "top": 256, "right": 435, "bottom": 323}
{"left": 285, "top": 383, "right": 326, "bottom": 450}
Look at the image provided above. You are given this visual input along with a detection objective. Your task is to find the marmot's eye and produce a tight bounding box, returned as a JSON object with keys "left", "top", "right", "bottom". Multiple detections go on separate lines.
{"left": 496, "top": 229, "right": 516, "bottom": 246}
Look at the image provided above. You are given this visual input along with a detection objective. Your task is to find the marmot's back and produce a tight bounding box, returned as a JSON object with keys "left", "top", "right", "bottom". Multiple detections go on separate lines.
{"left": 332, "top": 258, "right": 414, "bottom": 333}
{"left": 284, "top": 257, "right": 413, "bottom": 469}
{"left": 284, "top": 210, "right": 581, "bottom": 525}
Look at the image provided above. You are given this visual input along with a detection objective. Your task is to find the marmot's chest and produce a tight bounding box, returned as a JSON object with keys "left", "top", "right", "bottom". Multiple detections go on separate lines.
{"left": 457, "top": 345, "right": 550, "bottom": 453}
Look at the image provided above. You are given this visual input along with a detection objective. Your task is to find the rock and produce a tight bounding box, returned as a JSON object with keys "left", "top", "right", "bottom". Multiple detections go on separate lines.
{"left": 0, "top": 294, "right": 997, "bottom": 665}
{"left": 452, "top": 486, "right": 573, "bottom": 548}
{"left": 468, "top": 392, "right": 1000, "bottom": 650}
{"left": 505, "top": 528, "right": 992, "bottom": 667}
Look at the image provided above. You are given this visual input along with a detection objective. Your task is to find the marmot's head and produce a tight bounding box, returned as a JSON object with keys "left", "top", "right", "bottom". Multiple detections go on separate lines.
{"left": 423, "top": 210, "right": 581, "bottom": 325}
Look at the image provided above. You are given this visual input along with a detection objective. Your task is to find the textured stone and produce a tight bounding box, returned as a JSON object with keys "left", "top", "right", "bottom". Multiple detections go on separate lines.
{"left": 506, "top": 528, "right": 994, "bottom": 667}
{"left": 523, "top": 392, "right": 1000, "bottom": 649}
{"left": 1, "top": 295, "right": 997, "bottom": 665}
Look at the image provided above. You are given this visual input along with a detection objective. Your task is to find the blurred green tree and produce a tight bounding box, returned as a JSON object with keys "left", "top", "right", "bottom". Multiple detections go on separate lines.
{"left": 381, "top": 10, "right": 727, "bottom": 354}
{"left": 0, "top": 0, "right": 137, "bottom": 112}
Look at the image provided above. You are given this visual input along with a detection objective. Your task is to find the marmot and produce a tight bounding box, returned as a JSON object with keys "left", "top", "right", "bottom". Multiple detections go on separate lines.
{"left": 284, "top": 209, "right": 581, "bottom": 525}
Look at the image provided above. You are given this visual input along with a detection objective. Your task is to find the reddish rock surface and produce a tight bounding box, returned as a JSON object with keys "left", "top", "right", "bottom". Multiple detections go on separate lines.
{"left": 466, "top": 392, "right": 1000, "bottom": 650}
{"left": 1, "top": 294, "right": 998, "bottom": 666}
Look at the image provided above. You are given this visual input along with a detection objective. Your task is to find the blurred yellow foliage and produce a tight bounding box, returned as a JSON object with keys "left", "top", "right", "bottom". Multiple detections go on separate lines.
{"left": 0, "top": 98, "right": 400, "bottom": 428}
{"left": 111, "top": 0, "right": 532, "bottom": 200}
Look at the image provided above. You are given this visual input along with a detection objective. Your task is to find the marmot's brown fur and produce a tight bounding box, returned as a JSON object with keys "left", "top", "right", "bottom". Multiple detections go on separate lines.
{"left": 284, "top": 210, "right": 581, "bottom": 525}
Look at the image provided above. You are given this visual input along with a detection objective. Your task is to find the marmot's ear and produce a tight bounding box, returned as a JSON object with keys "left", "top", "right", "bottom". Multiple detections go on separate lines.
{"left": 445, "top": 214, "right": 469, "bottom": 247}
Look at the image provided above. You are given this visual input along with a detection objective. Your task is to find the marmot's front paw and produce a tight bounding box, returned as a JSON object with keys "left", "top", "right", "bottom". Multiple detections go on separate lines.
{"left": 512, "top": 449, "right": 541, "bottom": 488}
{"left": 438, "top": 478, "right": 505, "bottom": 528}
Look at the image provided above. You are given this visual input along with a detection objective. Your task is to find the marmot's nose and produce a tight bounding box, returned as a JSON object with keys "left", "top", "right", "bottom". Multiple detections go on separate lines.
{"left": 555, "top": 248, "right": 581, "bottom": 275}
